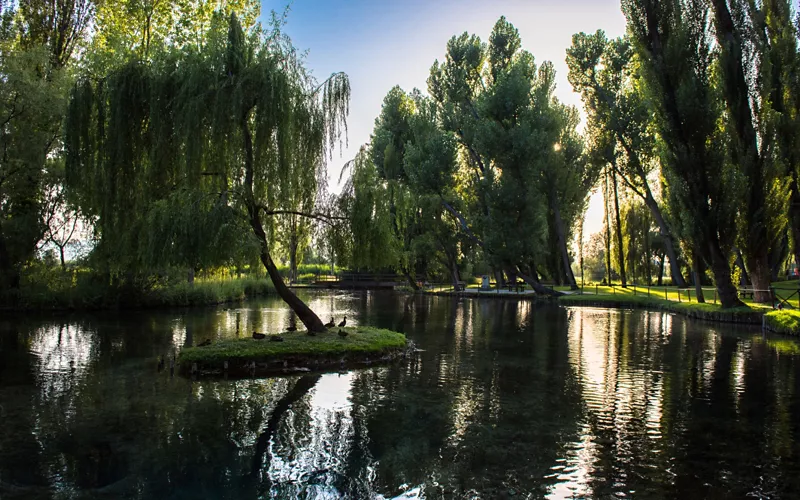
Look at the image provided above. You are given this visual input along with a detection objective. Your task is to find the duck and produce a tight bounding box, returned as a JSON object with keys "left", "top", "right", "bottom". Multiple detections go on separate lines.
{"left": 338, "top": 316, "right": 347, "bottom": 328}
{"left": 268, "top": 335, "right": 284, "bottom": 342}
{"left": 252, "top": 331, "right": 266, "bottom": 340}
{"left": 286, "top": 325, "right": 298, "bottom": 332}
{"left": 197, "top": 339, "right": 212, "bottom": 347}
{"left": 338, "top": 329, "right": 348, "bottom": 338}
{"left": 324, "top": 317, "right": 335, "bottom": 328}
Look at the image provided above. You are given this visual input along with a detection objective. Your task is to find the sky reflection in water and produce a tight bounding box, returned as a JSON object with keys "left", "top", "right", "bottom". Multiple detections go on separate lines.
{"left": 1, "top": 291, "right": 800, "bottom": 499}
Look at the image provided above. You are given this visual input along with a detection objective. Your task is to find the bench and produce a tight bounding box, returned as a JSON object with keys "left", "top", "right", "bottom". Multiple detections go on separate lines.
{"left": 739, "top": 287, "right": 754, "bottom": 299}
{"left": 454, "top": 281, "right": 466, "bottom": 292}
{"left": 505, "top": 280, "right": 526, "bottom": 292}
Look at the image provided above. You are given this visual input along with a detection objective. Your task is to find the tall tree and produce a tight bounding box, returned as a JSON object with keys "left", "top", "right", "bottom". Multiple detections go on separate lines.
{"left": 567, "top": 30, "right": 688, "bottom": 287}
{"left": 66, "top": 14, "right": 349, "bottom": 331}
{"left": 623, "top": 0, "right": 744, "bottom": 307}
{"left": 710, "top": 0, "right": 790, "bottom": 302}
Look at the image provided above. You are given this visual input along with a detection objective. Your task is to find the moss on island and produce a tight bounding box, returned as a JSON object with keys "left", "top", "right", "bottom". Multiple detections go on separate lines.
{"left": 179, "top": 326, "right": 409, "bottom": 377}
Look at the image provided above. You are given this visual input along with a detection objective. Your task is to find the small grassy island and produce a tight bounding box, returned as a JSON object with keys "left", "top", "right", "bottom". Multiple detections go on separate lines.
{"left": 179, "top": 327, "right": 409, "bottom": 377}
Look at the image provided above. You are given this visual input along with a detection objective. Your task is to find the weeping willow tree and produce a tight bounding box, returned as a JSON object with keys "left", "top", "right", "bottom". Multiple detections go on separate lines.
{"left": 66, "top": 13, "right": 349, "bottom": 332}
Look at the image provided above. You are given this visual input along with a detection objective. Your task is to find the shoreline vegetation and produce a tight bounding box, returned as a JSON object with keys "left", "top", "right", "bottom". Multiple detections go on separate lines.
{"left": 178, "top": 327, "right": 409, "bottom": 377}
{"left": 1, "top": 275, "right": 275, "bottom": 311}
{"left": 421, "top": 282, "right": 800, "bottom": 334}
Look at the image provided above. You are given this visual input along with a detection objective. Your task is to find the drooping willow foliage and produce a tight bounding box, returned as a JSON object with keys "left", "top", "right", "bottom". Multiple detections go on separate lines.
{"left": 65, "top": 12, "right": 349, "bottom": 327}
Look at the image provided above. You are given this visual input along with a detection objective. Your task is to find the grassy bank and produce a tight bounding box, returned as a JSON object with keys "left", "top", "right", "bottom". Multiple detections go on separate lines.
{"left": 4, "top": 274, "right": 274, "bottom": 311}
{"left": 764, "top": 310, "right": 800, "bottom": 335}
{"left": 179, "top": 326, "right": 409, "bottom": 376}
{"left": 557, "top": 293, "right": 763, "bottom": 324}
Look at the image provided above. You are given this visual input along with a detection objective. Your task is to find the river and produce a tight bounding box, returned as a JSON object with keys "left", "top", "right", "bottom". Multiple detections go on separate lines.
{"left": 1, "top": 290, "right": 799, "bottom": 498}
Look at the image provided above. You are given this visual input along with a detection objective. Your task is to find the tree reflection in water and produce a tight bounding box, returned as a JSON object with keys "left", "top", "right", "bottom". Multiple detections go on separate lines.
{"left": 2, "top": 292, "right": 800, "bottom": 499}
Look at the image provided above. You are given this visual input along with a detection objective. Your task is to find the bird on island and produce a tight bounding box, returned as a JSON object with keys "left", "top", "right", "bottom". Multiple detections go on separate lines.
{"left": 197, "top": 339, "right": 212, "bottom": 347}
{"left": 269, "top": 335, "right": 284, "bottom": 342}
{"left": 252, "top": 331, "right": 266, "bottom": 340}
{"left": 324, "top": 317, "right": 335, "bottom": 328}
{"left": 286, "top": 325, "right": 297, "bottom": 332}
{"left": 338, "top": 316, "right": 347, "bottom": 328}
{"left": 338, "top": 329, "right": 348, "bottom": 338}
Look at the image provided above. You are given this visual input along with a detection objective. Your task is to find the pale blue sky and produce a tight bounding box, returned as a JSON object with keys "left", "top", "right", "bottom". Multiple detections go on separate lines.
{"left": 263, "top": 0, "right": 628, "bottom": 236}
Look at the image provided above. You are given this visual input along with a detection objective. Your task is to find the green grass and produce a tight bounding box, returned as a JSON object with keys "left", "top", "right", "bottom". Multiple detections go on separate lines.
{"left": 4, "top": 269, "right": 274, "bottom": 310}
{"left": 179, "top": 326, "right": 408, "bottom": 367}
{"left": 764, "top": 310, "right": 800, "bottom": 335}
{"left": 557, "top": 292, "right": 760, "bottom": 320}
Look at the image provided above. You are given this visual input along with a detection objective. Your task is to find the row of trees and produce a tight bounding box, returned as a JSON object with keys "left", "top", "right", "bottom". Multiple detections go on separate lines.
{"left": 341, "top": 18, "right": 598, "bottom": 295}
{"left": 344, "top": 1, "right": 800, "bottom": 309}
{"left": 4, "top": 0, "right": 800, "bottom": 320}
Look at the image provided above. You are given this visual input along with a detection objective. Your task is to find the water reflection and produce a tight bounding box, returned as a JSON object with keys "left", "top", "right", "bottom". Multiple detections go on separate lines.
{"left": 2, "top": 293, "right": 800, "bottom": 498}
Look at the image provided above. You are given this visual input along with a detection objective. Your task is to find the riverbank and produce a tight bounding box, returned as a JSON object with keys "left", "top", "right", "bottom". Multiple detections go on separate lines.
{"left": 421, "top": 287, "right": 792, "bottom": 330}
{"left": 1, "top": 277, "right": 274, "bottom": 311}
{"left": 178, "top": 326, "right": 409, "bottom": 377}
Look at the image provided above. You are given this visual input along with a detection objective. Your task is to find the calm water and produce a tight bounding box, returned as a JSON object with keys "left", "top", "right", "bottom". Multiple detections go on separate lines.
{"left": 2, "top": 291, "right": 800, "bottom": 499}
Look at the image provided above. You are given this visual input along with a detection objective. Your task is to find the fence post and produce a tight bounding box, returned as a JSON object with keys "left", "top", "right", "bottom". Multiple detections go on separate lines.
{"left": 688, "top": 289, "right": 692, "bottom": 303}
{"left": 648, "top": 286, "right": 651, "bottom": 298}
{"left": 664, "top": 288, "right": 667, "bottom": 300}
{"left": 714, "top": 289, "right": 717, "bottom": 305}
{"left": 596, "top": 284, "right": 598, "bottom": 295}
{"left": 633, "top": 285, "right": 637, "bottom": 296}
{"left": 678, "top": 289, "right": 681, "bottom": 302}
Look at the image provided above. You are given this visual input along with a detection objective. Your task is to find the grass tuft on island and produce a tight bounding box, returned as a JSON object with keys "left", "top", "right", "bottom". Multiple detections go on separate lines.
{"left": 179, "top": 326, "right": 409, "bottom": 377}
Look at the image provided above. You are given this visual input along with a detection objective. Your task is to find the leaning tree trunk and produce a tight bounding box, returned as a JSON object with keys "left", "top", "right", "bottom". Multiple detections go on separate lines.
{"left": 514, "top": 265, "right": 564, "bottom": 297}
{"left": 735, "top": 248, "right": 750, "bottom": 286}
{"left": 242, "top": 114, "right": 326, "bottom": 333}
{"left": 611, "top": 168, "right": 627, "bottom": 287}
{"left": 643, "top": 190, "right": 687, "bottom": 287}
{"left": 550, "top": 193, "right": 578, "bottom": 290}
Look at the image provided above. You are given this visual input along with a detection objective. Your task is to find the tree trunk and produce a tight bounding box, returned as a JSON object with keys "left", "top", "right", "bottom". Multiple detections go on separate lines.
{"left": 735, "top": 248, "right": 749, "bottom": 286}
{"left": 187, "top": 267, "right": 194, "bottom": 285}
{"left": 289, "top": 229, "right": 298, "bottom": 283}
{"left": 790, "top": 173, "right": 800, "bottom": 274}
{"left": 514, "top": 266, "right": 564, "bottom": 296}
{"left": 769, "top": 234, "right": 788, "bottom": 282}
{"left": 241, "top": 112, "right": 325, "bottom": 332}
{"left": 403, "top": 268, "right": 419, "bottom": 291}
{"left": 59, "top": 245, "right": 66, "bottom": 269}
{"left": 551, "top": 193, "right": 578, "bottom": 290}
{"left": 611, "top": 167, "right": 627, "bottom": 287}
{"left": 494, "top": 268, "right": 505, "bottom": 289}
{"left": 643, "top": 192, "right": 687, "bottom": 287}
{"left": 691, "top": 249, "right": 706, "bottom": 304}
{"left": 603, "top": 167, "right": 613, "bottom": 284}
{"left": 746, "top": 248, "right": 773, "bottom": 303}
{"left": 657, "top": 251, "right": 665, "bottom": 286}
{"left": 706, "top": 240, "right": 744, "bottom": 308}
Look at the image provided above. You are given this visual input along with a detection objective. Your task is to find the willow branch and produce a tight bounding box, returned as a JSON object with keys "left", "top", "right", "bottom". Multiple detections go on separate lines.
{"left": 441, "top": 199, "right": 484, "bottom": 247}
{"left": 258, "top": 206, "right": 347, "bottom": 226}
